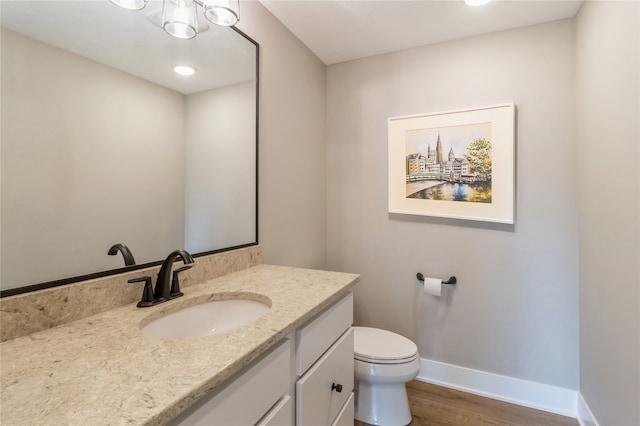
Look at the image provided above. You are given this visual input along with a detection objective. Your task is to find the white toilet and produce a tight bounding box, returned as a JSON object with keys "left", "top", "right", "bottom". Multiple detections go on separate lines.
{"left": 353, "top": 326, "right": 421, "bottom": 425}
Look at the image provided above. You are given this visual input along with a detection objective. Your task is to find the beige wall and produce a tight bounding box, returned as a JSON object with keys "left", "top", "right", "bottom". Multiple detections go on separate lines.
{"left": 576, "top": 1, "right": 640, "bottom": 424}
{"left": 236, "top": 2, "right": 328, "bottom": 269}
{"left": 239, "top": 3, "right": 640, "bottom": 418}
{"left": 326, "top": 20, "right": 579, "bottom": 389}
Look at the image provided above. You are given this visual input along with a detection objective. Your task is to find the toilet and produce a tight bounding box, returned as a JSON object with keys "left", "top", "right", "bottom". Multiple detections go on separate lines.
{"left": 353, "top": 326, "right": 421, "bottom": 426}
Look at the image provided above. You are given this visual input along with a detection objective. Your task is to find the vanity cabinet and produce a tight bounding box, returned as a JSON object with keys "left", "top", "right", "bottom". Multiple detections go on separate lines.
{"left": 170, "top": 338, "right": 293, "bottom": 426}
{"left": 170, "top": 292, "right": 354, "bottom": 426}
{"left": 295, "top": 292, "right": 354, "bottom": 425}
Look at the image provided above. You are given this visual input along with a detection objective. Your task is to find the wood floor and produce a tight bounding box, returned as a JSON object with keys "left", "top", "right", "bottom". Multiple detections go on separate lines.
{"left": 355, "top": 380, "right": 579, "bottom": 426}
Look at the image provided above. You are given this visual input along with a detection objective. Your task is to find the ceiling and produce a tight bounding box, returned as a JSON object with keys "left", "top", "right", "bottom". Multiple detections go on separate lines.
{"left": 259, "top": 0, "right": 584, "bottom": 65}
{"left": 1, "top": 1, "right": 584, "bottom": 90}
{"left": 1, "top": 1, "right": 256, "bottom": 94}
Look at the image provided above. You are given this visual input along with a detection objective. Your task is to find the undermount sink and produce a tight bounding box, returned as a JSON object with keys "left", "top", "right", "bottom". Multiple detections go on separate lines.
{"left": 140, "top": 297, "right": 271, "bottom": 339}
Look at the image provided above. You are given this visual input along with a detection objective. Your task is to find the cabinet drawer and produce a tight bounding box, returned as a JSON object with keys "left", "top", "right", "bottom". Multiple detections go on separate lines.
{"left": 331, "top": 392, "right": 354, "bottom": 426}
{"left": 296, "top": 328, "right": 354, "bottom": 425}
{"left": 170, "top": 338, "right": 291, "bottom": 425}
{"left": 256, "top": 395, "right": 292, "bottom": 426}
{"left": 296, "top": 292, "right": 353, "bottom": 376}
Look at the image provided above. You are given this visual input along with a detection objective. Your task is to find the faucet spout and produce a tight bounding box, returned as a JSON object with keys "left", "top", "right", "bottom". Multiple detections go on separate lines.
{"left": 154, "top": 250, "right": 194, "bottom": 301}
{"left": 107, "top": 243, "right": 136, "bottom": 266}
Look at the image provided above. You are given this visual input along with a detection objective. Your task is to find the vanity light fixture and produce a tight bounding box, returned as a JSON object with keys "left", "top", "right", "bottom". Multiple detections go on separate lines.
{"left": 162, "top": 0, "right": 198, "bottom": 39}
{"left": 110, "top": 0, "right": 147, "bottom": 10}
{"left": 464, "top": 0, "right": 492, "bottom": 6}
{"left": 173, "top": 65, "right": 196, "bottom": 75}
{"left": 109, "top": 0, "right": 239, "bottom": 39}
{"left": 202, "top": 0, "right": 239, "bottom": 26}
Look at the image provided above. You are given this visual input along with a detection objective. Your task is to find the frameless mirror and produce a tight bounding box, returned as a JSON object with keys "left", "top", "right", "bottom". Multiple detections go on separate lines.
{"left": 1, "top": 0, "right": 258, "bottom": 296}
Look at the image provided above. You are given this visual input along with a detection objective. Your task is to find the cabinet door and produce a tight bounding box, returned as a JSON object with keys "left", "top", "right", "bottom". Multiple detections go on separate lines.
{"left": 170, "top": 339, "right": 291, "bottom": 425}
{"left": 331, "top": 393, "right": 354, "bottom": 426}
{"left": 256, "top": 395, "right": 292, "bottom": 426}
{"left": 296, "top": 328, "right": 354, "bottom": 425}
{"left": 296, "top": 292, "right": 353, "bottom": 376}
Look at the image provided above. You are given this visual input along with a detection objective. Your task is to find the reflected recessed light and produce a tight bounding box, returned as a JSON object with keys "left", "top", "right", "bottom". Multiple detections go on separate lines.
{"left": 465, "top": 0, "right": 491, "bottom": 6}
{"left": 173, "top": 65, "right": 196, "bottom": 76}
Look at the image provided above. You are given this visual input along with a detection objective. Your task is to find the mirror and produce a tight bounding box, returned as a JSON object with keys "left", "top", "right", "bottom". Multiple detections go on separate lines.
{"left": 1, "top": 1, "right": 258, "bottom": 296}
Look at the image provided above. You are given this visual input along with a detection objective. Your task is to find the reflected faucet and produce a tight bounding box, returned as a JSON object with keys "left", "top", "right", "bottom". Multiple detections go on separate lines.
{"left": 154, "top": 250, "right": 195, "bottom": 301}
{"left": 107, "top": 244, "right": 136, "bottom": 266}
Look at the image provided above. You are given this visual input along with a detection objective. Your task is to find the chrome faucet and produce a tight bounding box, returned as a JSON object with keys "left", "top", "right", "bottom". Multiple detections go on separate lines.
{"left": 153, "top": 250, "right": 195, "bottom": 302}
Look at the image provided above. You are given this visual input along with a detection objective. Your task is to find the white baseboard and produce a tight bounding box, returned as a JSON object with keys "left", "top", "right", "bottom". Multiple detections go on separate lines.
{"left": 577, "top": 393, "right": 600, "bottom": 426}
{"left": 416, "top": 358, "right": 578, "bottom": 418}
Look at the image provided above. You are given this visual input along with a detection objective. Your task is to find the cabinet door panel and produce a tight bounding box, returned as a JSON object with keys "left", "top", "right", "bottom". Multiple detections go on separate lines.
{"left": 257, "top": 395, "right": 292, "bottom": 426}
{"left": 296, "top": 292, "right": 353, "bottom": 375}
{"left": 331, "top": 393, "right": 354, "bottom": 426}
{"left": 296, "top": 328, "right": 354, "bottom": 425}
{"left": 170, "top": 338, "right": 291, "bottom": 425}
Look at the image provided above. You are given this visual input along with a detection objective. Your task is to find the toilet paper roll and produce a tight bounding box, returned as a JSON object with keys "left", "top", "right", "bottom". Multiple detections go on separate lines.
{"left": 423, "top": 277, "right": 442, "bottom": 297}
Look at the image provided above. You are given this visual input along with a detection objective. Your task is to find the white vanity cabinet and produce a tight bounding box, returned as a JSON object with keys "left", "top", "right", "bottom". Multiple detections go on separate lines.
{"left": 170, "top": 338, "right": 293, "bottom": 426}
{"left": 170, "top": 292, "right": 354, "bottom": 426}
{"left": 295, "top": 292, "right": 354, "bottom": 425}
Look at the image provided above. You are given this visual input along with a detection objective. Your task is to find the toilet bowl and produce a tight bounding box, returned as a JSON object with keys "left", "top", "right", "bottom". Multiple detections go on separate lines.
{"left": 353, "top": 327, "right": 421, "bottom": 426}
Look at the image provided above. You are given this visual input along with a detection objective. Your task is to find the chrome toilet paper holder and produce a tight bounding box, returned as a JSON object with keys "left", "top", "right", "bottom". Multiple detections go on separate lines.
{"left": 416, "top": 272, "right": 457, "bottom": 285}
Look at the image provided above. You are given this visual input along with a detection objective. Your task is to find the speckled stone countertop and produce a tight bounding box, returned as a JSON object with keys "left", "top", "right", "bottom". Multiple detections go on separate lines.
{"left": 0, "top": 264, "right": 359, "bottom": 425}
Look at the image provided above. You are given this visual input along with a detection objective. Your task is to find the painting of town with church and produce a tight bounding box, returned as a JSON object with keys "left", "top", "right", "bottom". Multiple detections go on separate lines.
{"left": 405, "top": 123, "right": 492, "bottom": 203}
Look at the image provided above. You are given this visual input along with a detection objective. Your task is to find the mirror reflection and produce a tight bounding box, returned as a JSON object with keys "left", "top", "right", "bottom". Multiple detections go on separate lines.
{"left": 1, "top": 1, "right": 258, "bottom": 295}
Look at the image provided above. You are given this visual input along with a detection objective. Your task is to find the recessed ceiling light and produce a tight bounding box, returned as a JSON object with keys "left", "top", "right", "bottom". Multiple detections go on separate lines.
{"left": 465, "top": 0, "right": 491, "bottom": 6}
{"left": 173, "top": 65, "right": 196, "bottom": 76}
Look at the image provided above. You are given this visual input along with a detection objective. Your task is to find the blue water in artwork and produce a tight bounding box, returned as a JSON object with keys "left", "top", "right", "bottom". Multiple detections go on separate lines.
{"left": 408, "top": 182, "right": 492, "bottom": 203}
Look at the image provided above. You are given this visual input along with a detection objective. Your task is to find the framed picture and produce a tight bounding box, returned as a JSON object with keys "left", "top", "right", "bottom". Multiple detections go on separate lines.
{"left": 388, "top": 104, "right": 515, "bottom": 224}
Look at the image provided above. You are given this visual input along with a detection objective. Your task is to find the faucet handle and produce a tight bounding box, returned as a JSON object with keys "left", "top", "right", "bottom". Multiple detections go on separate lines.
{"left": 128, "top": 276, "right": 155, "bottom": 308}
{"left": 169, "top": 265, "right": 192, "bottom": 299}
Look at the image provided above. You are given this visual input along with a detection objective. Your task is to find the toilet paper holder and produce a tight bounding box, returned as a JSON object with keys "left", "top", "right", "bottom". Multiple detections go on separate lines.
{"left": 416, "top": 272, "right": 457, "bottom": 285}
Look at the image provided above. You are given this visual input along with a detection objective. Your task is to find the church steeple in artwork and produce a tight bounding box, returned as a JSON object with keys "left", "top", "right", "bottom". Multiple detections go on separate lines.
{"left": 436, "top": 133, "right": 443, "bottom": 164}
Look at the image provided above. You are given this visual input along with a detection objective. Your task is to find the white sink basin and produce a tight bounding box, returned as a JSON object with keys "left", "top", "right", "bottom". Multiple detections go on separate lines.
{"left": 141, "top": 298, "right": 270, "bottom": 339}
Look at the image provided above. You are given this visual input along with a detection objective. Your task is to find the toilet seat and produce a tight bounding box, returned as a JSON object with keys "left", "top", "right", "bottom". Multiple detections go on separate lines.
{"left": 354, "top": 326, "right": 418, "bottom": 364}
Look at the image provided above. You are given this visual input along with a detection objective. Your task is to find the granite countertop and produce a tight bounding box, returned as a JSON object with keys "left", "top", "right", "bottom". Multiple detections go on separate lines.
{"left": 0, "top": 264, "right": 359, "bottom": 425}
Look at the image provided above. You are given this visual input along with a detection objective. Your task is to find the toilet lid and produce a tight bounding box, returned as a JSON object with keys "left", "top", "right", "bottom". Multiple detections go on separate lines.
{"left": 353, "top": 327, "right": 418, "bottom": 364}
